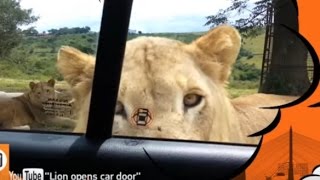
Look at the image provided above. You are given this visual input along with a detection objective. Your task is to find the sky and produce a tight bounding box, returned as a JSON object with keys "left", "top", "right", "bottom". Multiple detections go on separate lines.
{"left": 19, "top": 0, "right": 242, "bottom": 33}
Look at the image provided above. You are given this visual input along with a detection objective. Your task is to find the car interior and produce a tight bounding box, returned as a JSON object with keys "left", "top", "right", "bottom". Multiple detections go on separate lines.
{"left": 0, "top": 0, "right": 282, "bottom": 179}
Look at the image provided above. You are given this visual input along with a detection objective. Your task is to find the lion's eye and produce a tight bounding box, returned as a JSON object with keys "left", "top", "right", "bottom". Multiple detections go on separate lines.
{"left": 183, "top": 94, "right": 203, "bottom": 107}
{"left": 115, "top": 101, "right": 126, "bottom": 117}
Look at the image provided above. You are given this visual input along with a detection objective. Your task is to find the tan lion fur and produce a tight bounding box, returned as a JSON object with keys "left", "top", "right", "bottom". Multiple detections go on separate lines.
{"left": 57, "top": 25, "right": 297, "bottom": 144}
{"left": 0, "top": 79, "right": 76, "bottom": 130}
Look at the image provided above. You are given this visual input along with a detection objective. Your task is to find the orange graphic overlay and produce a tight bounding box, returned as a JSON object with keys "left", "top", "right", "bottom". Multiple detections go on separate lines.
{"left": 245, "top": 0, "right": 320, "bottom": 179}
{"left": 0, "top": 144, "right": 10, "bottom": 180}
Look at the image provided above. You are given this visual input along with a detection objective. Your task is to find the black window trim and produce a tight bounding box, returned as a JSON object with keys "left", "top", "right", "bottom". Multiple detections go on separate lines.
{"left": 85, "top": 0, "right": 133, "bottom": 139}
{"left": 0, "top": 0, "right": 259, "bottom": 179}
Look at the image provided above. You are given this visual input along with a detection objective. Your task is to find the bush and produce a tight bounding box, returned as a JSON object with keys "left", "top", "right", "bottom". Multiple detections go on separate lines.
{"left": 87, "top": 37, "right": 95, "bottom": 43}
{"left": 36, "top": 44, "right": 48, "bottom": 49}
{"left": 7, "top": 49, "right": 29, "bottom": 65}
{"left": 0, "top": 62, "right": 25, "bottom": 78}
{"left": 39, "top": 52, "right": 46, "bottom": 57}
{"left": 232, "top": 61, "right": 260, "bottom": 81}
{"left": 239, "top": 48, "right": 254, "bottom": 58}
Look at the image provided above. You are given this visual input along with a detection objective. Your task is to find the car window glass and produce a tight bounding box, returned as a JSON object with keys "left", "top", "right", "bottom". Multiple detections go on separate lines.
{"left": 109, "top": 0, "right": 310, "bottom": 145}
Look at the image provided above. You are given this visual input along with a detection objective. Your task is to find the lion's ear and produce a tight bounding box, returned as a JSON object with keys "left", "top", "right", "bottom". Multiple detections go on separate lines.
{"left": 29, "top": 82, "right": 36, "bottom": 90}
{"left": 47, "top": 78, "right": 55, "bottom": 87}
{"left": 57, "top": 46, "right": 95, "bottom": 87}
{"left": 191, "top": 25, "right": 241, "bottom": 82}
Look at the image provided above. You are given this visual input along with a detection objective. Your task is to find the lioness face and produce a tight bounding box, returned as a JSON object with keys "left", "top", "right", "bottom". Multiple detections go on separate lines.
{"left": 57, "top": 25, "right": 243, "bottom": 142}
{"left": 112, "top": 37, "right": 228, "bottom": 141}
{"left": 29, "top": 79, "right": 56, "bottom": 107}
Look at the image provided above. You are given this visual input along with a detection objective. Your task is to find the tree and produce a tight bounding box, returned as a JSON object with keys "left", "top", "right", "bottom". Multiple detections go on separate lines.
{"left": 0, "top": 0, "right": 39, "bottom": 57}
{"left": 22, "top": 26, "right": 39, "bottom": 36}
{"left": 47, "top": 26, "right": 91, "bottom": 35}
{"left": 48, "top": 29, "right": 58, "bottom": 35}
{"left": 83, "top": 26, "right": 91, "bottom": 33}
{"left": 205, "top": 0, "right": 310, "bottom": 96}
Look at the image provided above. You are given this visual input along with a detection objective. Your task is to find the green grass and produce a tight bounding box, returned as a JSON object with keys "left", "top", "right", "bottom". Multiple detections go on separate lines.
{"left": 239, "top": 56, "right": 263, "bottom": 69}
{"left": 242, "top": 34, "right": 265, "bottom": 53}
{"left": 228, "top": 88, "right": 258, "bottom": 99}
{"left": 239, "top": 33, "right": 265, "bottom": 69}
{"left": 227, "top": 80, "right": 259, "bottom": 98}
